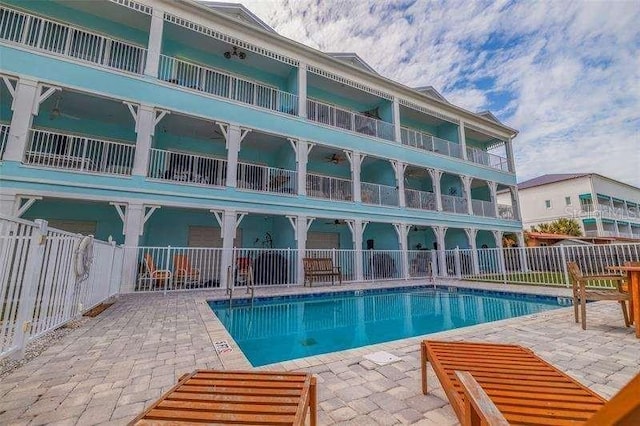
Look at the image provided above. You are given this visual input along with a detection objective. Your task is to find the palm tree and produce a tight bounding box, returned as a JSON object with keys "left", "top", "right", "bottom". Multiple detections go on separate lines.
{"left": 530, "top": 218, "right": 582, "bottom": 236}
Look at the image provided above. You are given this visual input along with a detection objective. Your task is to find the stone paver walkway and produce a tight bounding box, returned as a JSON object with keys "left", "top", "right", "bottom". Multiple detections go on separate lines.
{"left": 0, "top": 280, "right": 638, "bottom": 425}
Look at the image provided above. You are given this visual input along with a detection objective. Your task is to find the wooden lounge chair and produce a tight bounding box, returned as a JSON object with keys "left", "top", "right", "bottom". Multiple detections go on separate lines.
{"left": 421, "top": 340, "right": 640, "bottom": 425}
{"left": 173, "top": 254, "right": 200, "bottom": 284}
{"left": 567, "top": 261, "right": 630, "bottom": 330}
{"left": 130, "top": 370, "right": 317, "bottom": 425}
{"left": 143, "top": 253, "right": 172, "bottom": 287}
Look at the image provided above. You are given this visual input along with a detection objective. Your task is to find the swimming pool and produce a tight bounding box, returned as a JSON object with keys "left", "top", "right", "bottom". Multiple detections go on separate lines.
{"left": 209, "top": 286, "right": 569, "bottom": 366}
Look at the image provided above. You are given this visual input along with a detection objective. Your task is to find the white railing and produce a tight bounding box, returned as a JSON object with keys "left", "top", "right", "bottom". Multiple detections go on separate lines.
{"left": 0, "top": 123, "right": 9, "bottom": 159}
{"left": 148, "top": 148, "right": 226, "bottom": 187}
{"left": 158, "top": 55, "right": 298, "bottom": 115}
{"left": 363, "top": 250, "right": 404, "bottom": 280}
{"left": 25, "top": 129, "right": 135, "bottom": 175}
{"left": 466, "top": 146, "right": 510, "bottom": 172}
{"left": 304, "top": 249, "right": 357, "bottom": 282}
{"left": 407, "top": 250, "right": 435, "bottom": 278}
{"left": 361, "top": 182, "right": 399, "bottom": 206}
{"left": 441, "top": 194, "right": 467, "bottom": 214}
{"left": 237, "top": 162, "right": 297, "bottom": 195}
{"left": 405, "top": 188, "right": 437, "bottom": 211}
{"left": 471, "top": 199, "right": 496, "bottom": 217}
{"left": 306, "top": 173, "right": 353, "bottom": 201}
{"left": 400, "top": 126, "right": 462, "bottom": 158}
{"left": 498, "top": 204, "right": 514, "bottom": 220}
{"left": 442, "top": 243, "right": 640, "bottom": 288}
{"left": 0, "top": 216, "right": 121, "bottom": 360}
{"left": 307, "top": 99, "right": 395, "bottom": 141}
{"left": 0, "top": 6, "right": 146, "bottom": 74}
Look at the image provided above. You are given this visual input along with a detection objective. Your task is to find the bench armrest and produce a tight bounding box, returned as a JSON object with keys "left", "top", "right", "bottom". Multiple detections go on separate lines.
{"left": 455, "top": 371, "right": 508, "bottom": 426}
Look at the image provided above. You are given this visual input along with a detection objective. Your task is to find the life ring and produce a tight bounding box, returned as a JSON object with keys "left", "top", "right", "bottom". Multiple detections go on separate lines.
{"left": 75, "top": 235, "right": 94, "bottom": 279}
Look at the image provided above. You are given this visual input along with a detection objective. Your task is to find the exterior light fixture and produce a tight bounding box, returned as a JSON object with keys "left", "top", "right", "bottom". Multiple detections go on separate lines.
{"left": 224, "top": 46, "right": 246, "bottom": 60}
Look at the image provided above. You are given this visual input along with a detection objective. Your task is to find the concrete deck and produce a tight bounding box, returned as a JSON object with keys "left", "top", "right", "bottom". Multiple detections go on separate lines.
{"left": 0, "top": 280, "right": 638, "bottom": 425}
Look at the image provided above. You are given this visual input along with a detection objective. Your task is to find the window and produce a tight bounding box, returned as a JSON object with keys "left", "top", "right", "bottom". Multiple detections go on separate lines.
{"left": 565, "top": 196, "right": 572, "bottom": 206}
{"left": 545, "top": 200, "right": 552, "bottom": 209}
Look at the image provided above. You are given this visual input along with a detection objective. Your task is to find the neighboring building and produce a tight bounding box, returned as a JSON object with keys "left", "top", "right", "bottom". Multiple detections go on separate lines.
{"left": 0, "top": 0, "right": 521, "bottom": 288}
{"left": 499, "top": 174, "right": 640, "bottom": 240}
{"left": 524, "top": 232, "right": 617, "bottom": 247}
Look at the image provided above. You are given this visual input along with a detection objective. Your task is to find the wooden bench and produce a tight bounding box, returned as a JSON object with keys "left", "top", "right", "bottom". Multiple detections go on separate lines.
{"left": 421, "top": 340, "right": 640, "bottom": 425}
{"left": 303, "top": 258, "right": 342, "bottom": 287}
{"left": 130, "top": 370, "right": 317, "bottom": 425}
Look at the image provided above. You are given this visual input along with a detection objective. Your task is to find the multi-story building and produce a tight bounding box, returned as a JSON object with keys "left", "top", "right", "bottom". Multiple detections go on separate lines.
{"left": 0, "top": 0, "right": 521, "bottom": 288}
{"left": 499, "top": 173, "right": 640, "bottom": 240}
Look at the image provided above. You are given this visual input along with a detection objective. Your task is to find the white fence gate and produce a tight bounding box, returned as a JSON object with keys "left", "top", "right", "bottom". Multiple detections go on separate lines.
{"left": 0, "top": 216, "right": 121, "bottom": 360}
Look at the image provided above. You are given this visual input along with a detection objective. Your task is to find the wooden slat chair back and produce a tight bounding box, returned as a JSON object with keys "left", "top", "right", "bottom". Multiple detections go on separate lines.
{"left": 421, "top": 340, "right": 623, "bottom": 426}
{"left": 567, "top": 261, "right": 630, "bottom": 329}
{"left": 302, "top": 257, "right": 342, "bottom": 287}
{"left": 143, "top": 253, "right": 172, "bottom": 286}
{"left": 130, "top": 370, "right": 317, "bottom": 425}
{"left": 173, "top": 254, "right": 200, "bottom": 283}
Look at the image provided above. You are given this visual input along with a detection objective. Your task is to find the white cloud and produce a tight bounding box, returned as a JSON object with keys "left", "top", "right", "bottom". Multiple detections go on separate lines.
{"left": 209, "top": 0, "right": 640, "bottom": 187}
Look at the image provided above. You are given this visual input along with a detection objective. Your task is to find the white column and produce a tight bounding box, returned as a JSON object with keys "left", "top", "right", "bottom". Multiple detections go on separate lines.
{"left": 224, "top": 124, "right": 249, "bottom": 188}
{"left": 428, "top": 169, "right": 443, "bottom": 211}
{"left": 505, "top": 138, "right": 515, "bottom": 173}
{"left": 347, "top": 220, "right": 367, "bottom": 281}
{"left": 219, "top": 210, "right": 238, "bottom": 290}
{"left": 346, "top": 150, "right": 363, "bottom": 203}
{"left": 461, "top": 175, "right": 473, "bottom": 215}
{"left": 392, "top": 97, "right": 401, "bottom": 143}
{"left": 121, "top": 203, "right": 145, "bottom": 293}
{"left": 464, "top": 228, "right": 480, "bottom": 274}
{"left": 288, "top": 215, "right": 313, "bottom": 285}
{"left": 509, "top": 186, "right": 521, "bottom": 220}
{"left": 434, "top": 226, "right": 447, "bottom": 276}
{"left": 492, "top": 230, "right": 506, "bottom": 274}
{"left": 290, "top": 139, "right": 312, "bottom": 196}
{"left": 393, "top": 223, "right": 410, "bottom": 279}
{"left": 130, "top": 104, "right": 163, "bottom": 177}
{"left": 392, "top": 161, "right": 407, "bottom": 207}
{"left": 488, "top": 181, "right": 499, "bottom": 217}
{"left": 4, "top": 79, "right": 39, "bottom": 162}
{"left": 0, "top": 193, "right": 17, "bottom": 217}
{"left": 458, "top": 121, "right": 467, "bottom": 160}
{"left": 144, "top": 7, "right": 164, "bottom": 77}
{"left": 297, "top": 63, "right": 307, "bottom": 118}
{"left": 516, "top": 232, "right": 529, "bottom": 272}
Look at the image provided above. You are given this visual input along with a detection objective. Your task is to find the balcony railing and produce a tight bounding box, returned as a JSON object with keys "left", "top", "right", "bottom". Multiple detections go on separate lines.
{"left": 400, "top": 127, "right": 462, "bottom": 159}
{"left": 361, "top": 182, "right": 398, "bottom": 206}
{"left": 307, "top": 99, "right": 395, "bottom": 141}
{"left": 405, "top": 189, "right": 436, "bottom": 211}
{"left": 0, "top": 6, "right": 146, "bottom": 74}
{"left": 0, "top": 123, "right": 9, "bottom": 159}
{"left": 441, "top": 194, "right": 467, "bottom": 214}
{"left": 498, "top": 204, "right": 515, "bottom": 220}
{"left": 25, "top": 129, "right": 135, "bottom": 175}
{"left": 148, "top": 148, "right": 226, "bottom": 187}
{"left": 158, "top": 55, "right": 298, "bottom": 116}
{"left": 471, "top": 199, "right": 496, "bottom": 217}
{"left": 466, "top": 147, "right": 510, "bottom": 172}
{"left": 306, "top": 173, "right": 352, "bottom": 201}
{"left": 237, "top": 162, "right": 297, "bottom": 195}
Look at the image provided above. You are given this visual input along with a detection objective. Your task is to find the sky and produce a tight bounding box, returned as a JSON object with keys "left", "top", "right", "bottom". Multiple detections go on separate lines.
{"left": 210, "top": 0, "right": 639, "bottom": 187}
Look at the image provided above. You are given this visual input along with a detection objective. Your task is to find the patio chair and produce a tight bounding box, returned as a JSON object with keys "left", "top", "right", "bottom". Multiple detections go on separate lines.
{"left": 130, "top": 370, "right": 317, "bottom": 425}
{"left": 143, "top": 253, "right": 172, "bottom": 287}
{"left": 421, "top": 340, "right": 640, "bottom": 425}
{"left": 173, "top": 254, "right": 200, "bottom": 284}
{"left": 567, "top": 261, "right": 630, "bottom": 330}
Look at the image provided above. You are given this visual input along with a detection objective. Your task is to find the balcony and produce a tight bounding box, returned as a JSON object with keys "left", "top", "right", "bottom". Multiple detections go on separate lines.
{"left": 471, "top": 199, "right": 496, "bottom": 217}
{"left": 0, "top": 6, "right": 147, "bottom": 74}
{"left": 307, "top": 99, "right": 395, "bottom": 141}
{"left": 148, "top": 148, "right": 226, "bottom": 187}
{"left": 361, "top": 182, "right": 398, "bottom": 206}
{"left": 158, "top": 55, "right": 298, "bottom": 116}
{"left": 306, "top": 173, "right": 353, "bottom": 202}
{"left": 441, "top": 194, "right": 467, "bottom": 214}
{"left": 466, "top": 146, "right": 509, "bottom": 172}
{"left": 405, "top": 189, "right": 436, "bottom": 211}
{"left": 237, "top": 162, "right": 297, "bottom": 195}
{"left": 400, "top": 126, "right": 462, "bottom": 159}
{"left": 25, "top": 129, "right": 134, "bottom": 176}
{"left": 0, "top": 123, "right": 9, "bottom": 159}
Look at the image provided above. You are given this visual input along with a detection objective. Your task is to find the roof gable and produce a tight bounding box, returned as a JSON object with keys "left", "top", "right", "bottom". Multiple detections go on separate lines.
{"left": 413, "top": 86, "right": 448, "bottom": 103}
{"left": 325, "top": 52, "right": 378, "bottom": 74}
{"left": 518, "top": 173, "right": 591, "bottom": 190}
{"left": 477, "top": 110, "right": 502, "bottom": 124}
{"left": 201, "top": 2, "right": 276, "bottom": 33}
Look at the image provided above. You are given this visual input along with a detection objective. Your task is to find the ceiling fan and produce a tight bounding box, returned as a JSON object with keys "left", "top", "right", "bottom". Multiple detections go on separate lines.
{"left": 49, "top": 96, "right": 81, "bottom": 121}
{"left": 325, "top": 219, "right": 347, "bottom": 225}
{"left": 326, "top": 153, "right": 345, "bottom": 164}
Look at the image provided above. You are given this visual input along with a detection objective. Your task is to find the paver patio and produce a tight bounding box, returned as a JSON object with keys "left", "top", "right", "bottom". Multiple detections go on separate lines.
{"left": 0, "top": 280, "right": 638, "bottom": 425}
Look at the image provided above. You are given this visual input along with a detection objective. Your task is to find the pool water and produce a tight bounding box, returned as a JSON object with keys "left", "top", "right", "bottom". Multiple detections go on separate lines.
{"left": 210, "top": 287, "right": 567, "bottom": 366}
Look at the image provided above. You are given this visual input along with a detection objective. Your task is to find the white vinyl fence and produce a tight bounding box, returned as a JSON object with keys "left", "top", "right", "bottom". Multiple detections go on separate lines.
{"left": 0, "top": 216, "right": 121, "bottom": 360}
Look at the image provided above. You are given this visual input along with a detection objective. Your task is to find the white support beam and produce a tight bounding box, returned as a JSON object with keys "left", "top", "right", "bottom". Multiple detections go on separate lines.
{"left": 391, "top": 161, "right": 407, "bottom": 208}
{"left": 15, "top": 196, "right": 42, "bottom": 218}
{"left": 288, "top": 138, "right": 314, "bottom": 196}
{"left": 516, "top": 232, "right": 529, "bottom": 272}
{"left": 393, "top": 223, "right": 410, "bottom": 279}
{"left": 492, "top": 230, "right": 506, "bottom": 274}
{"left": 347, "top": 219, "right": 368, "bottom": 281}
{"left": 1, "top": 75, "right": 16, "bottom": 101}
{"left": 461, "top": 175, "right": 473, "bottom": 215}
{"left": 488, "top": 181, "right": 499, "bottom": 217}
{"left": 464, "top": 228, "right": 480, "bottom": 274}
{"left": 120, "top": 202, "right": 145, "bottom": 292}
{"left": 428, "top": 169, "right": 443, "bottom": 211}
{"left": 141, "top": 205, "right": 160, "bottom": 234}
{"left": 4, "top": 79, "right": 39, "bottom": 162}
{"left": 458, "top": 121, "right": 467, "bottom": 160}
{"left": 110, "top": 202, "right": 127, "bottom": 233}
{"left": 505, "top": 137, "right": 516, "bottom": 173}
{"left": 33, "top": 85, "right": 61, "bottom": 116}
{"left": 297, "top": 63, "right": 307, "bottom": 118}
{"left": 144, "top": 7, "right": 165, "bottom": 77}
{"left": 433, "top": 226, "right": 448, "bottom": 276}
{"left": 344, "top": 150, "right": 365, "bottom": 202}
{"left": 224, "top": 124, "right": 250, "bottom": 188}
{"left": 392, "top": 97, "right": 402, "bottom": 143}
